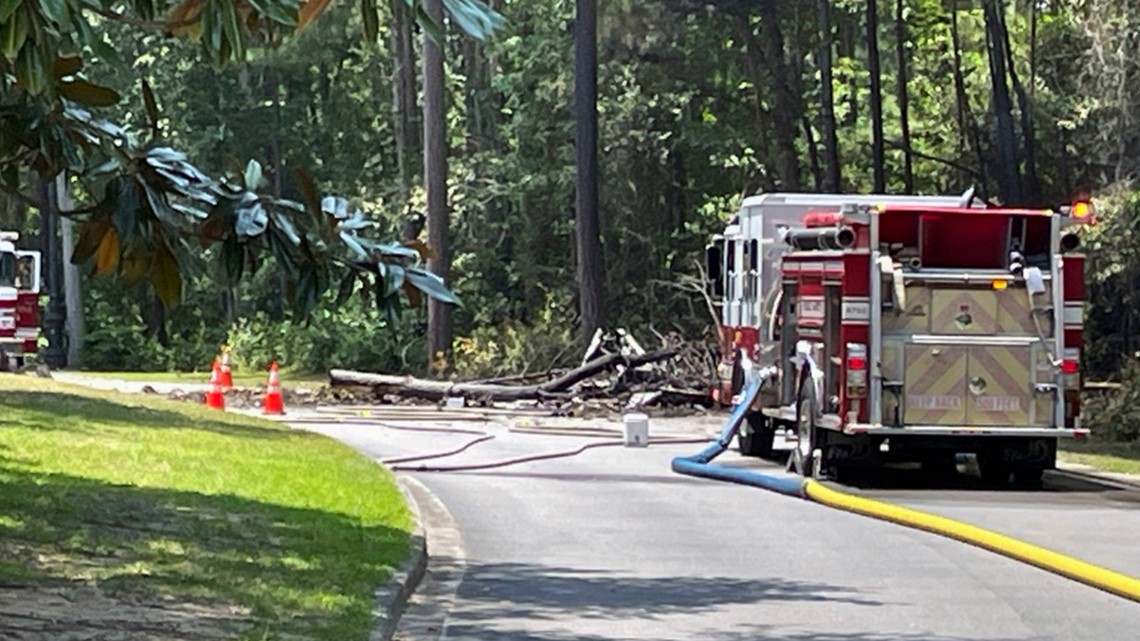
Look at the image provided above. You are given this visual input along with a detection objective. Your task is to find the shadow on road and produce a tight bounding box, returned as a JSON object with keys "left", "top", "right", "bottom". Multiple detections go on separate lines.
{"left": 440, "top": 622, "right": 1036, "bottom": 641}
{"left": 447, "top": 560, "right": 884, "bottom": 625}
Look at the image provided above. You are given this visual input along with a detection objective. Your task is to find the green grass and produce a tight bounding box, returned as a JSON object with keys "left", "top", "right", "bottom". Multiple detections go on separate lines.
{"left": 1060, "top": 441, "right": 1140, "bottom": 475}
{"left": 0, "top": 374, "right": 412, "bottom": 640}
{"left": 77, "top": 369, "right": 329, "bottom": 387}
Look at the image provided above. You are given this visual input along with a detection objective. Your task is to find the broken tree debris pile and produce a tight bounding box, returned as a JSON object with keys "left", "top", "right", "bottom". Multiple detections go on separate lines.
{"left": 329, "top": 327, "right": 721, "bottom": 413}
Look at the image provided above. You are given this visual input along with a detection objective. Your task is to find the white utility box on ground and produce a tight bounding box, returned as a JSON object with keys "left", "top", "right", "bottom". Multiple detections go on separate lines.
{"left": 622, "top": 413, "right": 649, "bottom": 447}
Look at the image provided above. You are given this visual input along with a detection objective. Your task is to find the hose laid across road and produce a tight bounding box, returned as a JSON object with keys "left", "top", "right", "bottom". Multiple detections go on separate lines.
{"left": 667, "top": 372, "right": 1140, "bottom": 605}
{"left": 314, "top": 377, "right": 1140, "bottom": 603}
{"left": 802, "top": 480, "right": 1140, "bottom": 603}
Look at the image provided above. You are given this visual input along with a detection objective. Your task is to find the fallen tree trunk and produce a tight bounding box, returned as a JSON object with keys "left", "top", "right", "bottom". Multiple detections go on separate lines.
{"left": 328, "top": 349, "right": 679, "bottom": 402}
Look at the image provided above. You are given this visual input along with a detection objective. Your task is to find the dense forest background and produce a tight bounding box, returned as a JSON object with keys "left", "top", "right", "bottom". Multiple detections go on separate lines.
{"left": 4, "top": 0, "right": 1140, "bottom": 438}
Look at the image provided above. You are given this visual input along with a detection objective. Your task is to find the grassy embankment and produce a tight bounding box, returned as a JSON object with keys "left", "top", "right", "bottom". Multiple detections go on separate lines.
{"left": 0, "top": 374, "right": 411, "bottom": 640}
{"left": 1059, "top": 441, "right": 1140, "bottom": 476}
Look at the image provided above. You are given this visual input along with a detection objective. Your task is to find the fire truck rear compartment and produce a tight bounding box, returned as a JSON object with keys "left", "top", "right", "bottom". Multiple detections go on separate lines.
{"left": 880, "top": 282, "right": 1058, "bottom": 431}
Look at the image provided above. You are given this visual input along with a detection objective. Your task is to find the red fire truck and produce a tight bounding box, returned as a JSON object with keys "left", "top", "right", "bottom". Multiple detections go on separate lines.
{"left": 706, "top": 190, "right": 1092, "bottom": 485}
{"left": 0, "top": 231, "right": 42, "bottom": 370}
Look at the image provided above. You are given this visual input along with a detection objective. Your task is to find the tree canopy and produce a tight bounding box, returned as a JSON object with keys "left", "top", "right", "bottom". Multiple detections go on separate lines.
{"left": 0, "top": 0, "right": 502, "bottom": 318}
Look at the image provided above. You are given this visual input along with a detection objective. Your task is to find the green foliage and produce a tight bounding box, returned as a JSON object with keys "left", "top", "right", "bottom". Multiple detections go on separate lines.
{"left": 451, "top": 292, "right": 576, "bottom": 379}
{"left": 1079, "top": 190, "right": 1140, "bottom": 378}
{"left": 226, "top": 301, "right": 427, "bottom": 374}
{"left": 0, "top": 0, "right": 502, "bottom": 323}
{"left": 1083, "top": 357, "right": 1140, "bottom": 443}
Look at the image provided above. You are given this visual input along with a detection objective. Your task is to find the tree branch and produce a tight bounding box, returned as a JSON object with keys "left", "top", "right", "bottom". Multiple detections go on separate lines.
{"left": 885, "top": 138, "right": 984, "bottom": 182}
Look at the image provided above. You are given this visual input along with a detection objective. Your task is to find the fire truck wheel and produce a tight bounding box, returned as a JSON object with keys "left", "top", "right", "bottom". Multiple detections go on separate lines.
{"left": 976, "top": 450, "right": 1014, "bottom": 486}
{"left": 738, "top": 413, "right": 774, "bottom": 458}
{"left": 730, "top": 355, "right": 745, "bottom": 397}
{"left": 1011, "top": 467, "right": 1045, "bottom": 489}
{"left": 790, "top": 387, "right": 820, "bottom": 478}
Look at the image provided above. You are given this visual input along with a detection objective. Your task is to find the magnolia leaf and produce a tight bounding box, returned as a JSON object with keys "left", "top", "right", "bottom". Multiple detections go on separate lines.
{"left": 440, "top": 0, "right": 504, "bottom": 40}
{"left": 402, "top": 279, "right": 423, "bottom": 308}
{"left": 235, "top": 193, "right": 268, "bottom": 237}
{"left": 120, "top": 241, "right": 152, "bottom": 286}
{"left": 294, "top": 166, "right": 320, "bottom": 213}
{"left": 151, "top": 242, "right": 183, "bottom": 308}
{"left": 15, "top": 38, "right": 47, "bottom": 95}
{"left": 402, "top": 238, "right": 434, "bottom": 260}
{"left": 198, "top": 208, "right": 231, "bottom": 247}
{"left": 72, "top": 217, "right": 112, "bottom": 265}
{"left": 39, "top": 0, "right": 67, "bottom": 27}
{"left": 405, "top": 266, "right": 461, "bottom": 304}
{"left": 246, "top": 0, "right": 297, "bottom": 25}
{"left": 52, "top": 55, "right": 82, "bottom": 78}
{"left": 335, "top": 271, "right": 357, "bottom": 306}
{"left": 58, "top": 79, "right": 122, "bottom": 107}
{"left": 297, "top": 0, "right": 334, "bottom": 31}
{"left": 243, "top": 159, "right": 263, "bottom": 190}
{"left": 270, "top": 210, "right": 301, "bottom": 245}
{"left": 94, "top": 226, "right": 121, "bottom": 276}
{"left": 166, "top": 0, "right": 205, "bottom": 37}
{"left": 0, "top": 0, "right": 21, "bottom": 22}
{"left": 339, "top": 230, "right": 368, "bottom": 258}
{"left": 141, "top": 77, "right": 160, "bottom": 137}
{"left": 384, "top": 263, "right": 406, "bottom": 298}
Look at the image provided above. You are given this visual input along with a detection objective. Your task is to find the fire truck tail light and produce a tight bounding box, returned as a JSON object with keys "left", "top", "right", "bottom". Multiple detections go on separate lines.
{"left": 1061, "top": 359, "right": 1079, "bottom": 375}
{"left": 846, "top": 343, "right": 868, "bottom": 398}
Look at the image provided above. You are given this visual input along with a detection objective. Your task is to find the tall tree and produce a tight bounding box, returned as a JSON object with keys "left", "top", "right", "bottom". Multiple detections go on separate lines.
{"left": 867, "top": 0, "right": 886, "bottom": 192}
{"left": 756, "top": 1, "right": 803, "bottom": 190}
{"left": 390, "top": 0, "right": 420, "bottom": 201}
{"left": 574, "top": 0, "right": 605, "bottom": 342}
{"left": 895, "top": 0, "right": 914, "bottom": 193}
{"left": 983, "top": 0, "right": 1022, "bottom": 205}
{"left": 818, "top": 0, "right": 842, "bottom": 191}
{"left": 423, "top": 0, "right": 453, "bottom": 372}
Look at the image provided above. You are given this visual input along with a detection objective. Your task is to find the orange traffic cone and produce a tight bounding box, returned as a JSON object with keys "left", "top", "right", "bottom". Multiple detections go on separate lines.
{"left": 205, "top": 362, "right": 226, "bottom": 410}
{"left": 219, "top": 348, "right": 233, "bottom": 389}
{"left": 262, "top": 361, "right": 284, "bottom": 415}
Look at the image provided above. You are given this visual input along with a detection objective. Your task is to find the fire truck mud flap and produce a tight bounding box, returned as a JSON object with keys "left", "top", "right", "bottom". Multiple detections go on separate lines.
{"left": 670, "top": 375, "right": 1140, "bottom": 605}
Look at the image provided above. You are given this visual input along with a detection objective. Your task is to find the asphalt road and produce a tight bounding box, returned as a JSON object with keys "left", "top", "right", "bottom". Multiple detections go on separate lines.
{"left": 296, "top": 411, "right": 1140, "bottom": 640}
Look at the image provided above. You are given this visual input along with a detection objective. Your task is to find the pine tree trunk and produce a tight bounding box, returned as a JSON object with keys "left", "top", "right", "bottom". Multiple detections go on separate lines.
{"left": 574, "top": 0, "right": 605, "bottom": 344}
{"left": 895, "top": 0, "right": 914, "bottom": 193}
{"left": 423, "top": 0, "right": 452, "bottom": 373}
{"left": 817, "top": 0, "right": 841, "bottom": 191}
{"left": 867, "top": 0, "right": 886, "bottom": 193}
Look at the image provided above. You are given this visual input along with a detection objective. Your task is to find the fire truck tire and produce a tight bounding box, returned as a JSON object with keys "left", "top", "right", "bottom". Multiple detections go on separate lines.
{"left": 730, "top": 354, "right": 745, "bottom": 397}
{"left": 976, "top": 450, "right": 1015, "bottom": 486}
{"left": 737, "top": 413, "right": 774, "bottom": 458}
{"left": 790, "top": 386, "right": 820, "bottom": 478}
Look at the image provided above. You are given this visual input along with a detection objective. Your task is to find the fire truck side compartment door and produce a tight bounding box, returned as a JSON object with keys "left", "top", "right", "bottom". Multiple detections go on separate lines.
{"left": 965, "top": 345, "right": 1033, "bottom": 426}
{"left": 903, "top": 343, "right": 968, "bottom": 425}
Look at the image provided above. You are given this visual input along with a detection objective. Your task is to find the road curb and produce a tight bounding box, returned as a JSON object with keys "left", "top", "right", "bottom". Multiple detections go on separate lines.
{"left": 369, "top": 477, "right": 430, "bottom": 641}
{"left": 1055, "top": 461, "right": 1140, "bottom": 491}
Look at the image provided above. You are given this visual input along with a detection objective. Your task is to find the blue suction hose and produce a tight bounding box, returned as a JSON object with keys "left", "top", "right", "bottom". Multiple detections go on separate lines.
{"left": 670, "top": 368, "right": 806, "bottom": 497}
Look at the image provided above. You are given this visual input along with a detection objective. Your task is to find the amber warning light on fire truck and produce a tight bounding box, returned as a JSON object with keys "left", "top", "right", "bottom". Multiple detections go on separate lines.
{"left": 708, "top": 191, "right": 1095, "bottom": 486}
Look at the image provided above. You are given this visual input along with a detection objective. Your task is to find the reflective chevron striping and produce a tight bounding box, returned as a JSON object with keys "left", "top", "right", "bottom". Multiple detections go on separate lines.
{"left": 967, "top": 346, "right": 1031, "bottom": 426}
{"left": 931, "top": 289, "right": 998, "bottom": 334}
{"left": 904, "top": 344, "right": 968, "bottom": 425}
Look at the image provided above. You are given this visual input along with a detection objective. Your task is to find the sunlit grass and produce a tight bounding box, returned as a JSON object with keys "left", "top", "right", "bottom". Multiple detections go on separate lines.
{"left": 1060, "top": 440, "right": 1140, "bottom": 476}
{"left": 0, "top": 374, "right": 411, "bottom": 640}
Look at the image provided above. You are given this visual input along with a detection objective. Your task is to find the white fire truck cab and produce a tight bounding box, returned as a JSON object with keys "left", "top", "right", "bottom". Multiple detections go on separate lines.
{"left": 706, "top": 190, "right": 1092, "bottom": 486}
{"left": 0, "top": 231, "right": 42, "bottom": 370}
